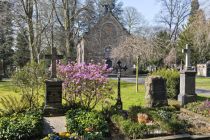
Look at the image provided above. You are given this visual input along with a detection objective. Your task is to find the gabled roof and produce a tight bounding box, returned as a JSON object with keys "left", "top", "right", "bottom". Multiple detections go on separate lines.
{"left": 82, "top": 11, "right": 130, "bottom": 38}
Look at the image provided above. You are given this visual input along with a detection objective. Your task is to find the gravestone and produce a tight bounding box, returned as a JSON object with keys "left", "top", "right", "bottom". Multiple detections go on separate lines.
{"left": 44, "top": 47, "right": 64, "bottom": 116}
{"left": 178, "top": 44, "right": 197, "bottom": 106}
{"left": 145, "top": 76, "right": 168, "bottom": 107}
{"left": 0, "top": 59, "right": 3, "bottom": 81}
{"left": 197, "top": 61, "right": 210, "bottom": 77}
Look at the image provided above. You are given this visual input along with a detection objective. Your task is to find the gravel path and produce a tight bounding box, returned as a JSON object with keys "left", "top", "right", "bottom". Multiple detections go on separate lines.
{"left": 110, "top": 77, "right": 146, "bottom": 84}
{"left": 43, "top": 116, "right": 66, "bottom": 135}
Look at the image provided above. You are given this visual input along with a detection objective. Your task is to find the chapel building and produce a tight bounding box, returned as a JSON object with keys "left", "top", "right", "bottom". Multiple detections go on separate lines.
{"left": 76, "top": 10, "right": 130, "bottom": 68}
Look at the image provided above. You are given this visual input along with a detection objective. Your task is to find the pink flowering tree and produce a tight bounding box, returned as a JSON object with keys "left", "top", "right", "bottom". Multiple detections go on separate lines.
{"left": 57, "top": 62, "right": 114, "bottom": 110}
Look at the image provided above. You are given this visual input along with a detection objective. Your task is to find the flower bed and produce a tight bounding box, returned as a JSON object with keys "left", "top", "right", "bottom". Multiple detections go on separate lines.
{"left": 185, "top": 100, "right": 210, "bottom": 118}
{"left": 42, "top": 132, "right": 80, "bottom": 140}
{"left": 111, "top": 106, "right": 188, "bottom": 139}
{"left": 65, "top": 108, "right": 109, "bottom": 140}
{"left": 0, "top": 110, "right": 43, "bottom": 140}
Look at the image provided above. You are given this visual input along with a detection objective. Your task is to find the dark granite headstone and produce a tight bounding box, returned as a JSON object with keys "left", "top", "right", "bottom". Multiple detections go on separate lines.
{"left": 178, "top": 70, "right": 197, "bottom": 106}
{"left": 46, "top": 81, "right": 62, "bottom": 104}
{"left": 44, "top": 47, "right": 63, "bottom": 116}
{"left": 145, "top": 76, "right": 168, "bottom": 107}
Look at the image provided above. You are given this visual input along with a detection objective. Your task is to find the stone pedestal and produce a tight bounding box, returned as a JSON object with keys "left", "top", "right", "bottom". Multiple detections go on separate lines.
{"left": 145, "top": 76, "right": 168, "bottom": 107}
{"left": 178, "top": 70, "right": 197, "bottom": 106}
{"left": 44, "top": 79, "right": 64, "bottom": 116}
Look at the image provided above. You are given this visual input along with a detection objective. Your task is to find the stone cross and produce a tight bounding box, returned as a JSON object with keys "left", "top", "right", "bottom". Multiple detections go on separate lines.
{"left": 45, "top": 47, "right": 63, "bottom": 79}
{"left": 182, "top": 44, "right": 191, "bottom": 69}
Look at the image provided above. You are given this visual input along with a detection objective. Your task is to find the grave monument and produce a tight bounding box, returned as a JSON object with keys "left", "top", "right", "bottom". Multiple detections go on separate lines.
{"left": 197, "top": 61, "right": 210, "bottom": 77}
{"left": 145, "top": 76, "right": 168, "bottom": 107}
{"left": 44, "top": 47, "right": 63, "bottom": 116}
{"left": 178, "top": 44, "right": 197, "bottom": 106}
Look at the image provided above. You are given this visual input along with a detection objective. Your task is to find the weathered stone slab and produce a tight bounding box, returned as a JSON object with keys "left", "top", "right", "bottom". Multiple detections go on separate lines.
{"left": 43, "top": 116, "right": 66, "bottom": 135}
{"left": 145, "top": 76, "right": 168, "bottom": 107}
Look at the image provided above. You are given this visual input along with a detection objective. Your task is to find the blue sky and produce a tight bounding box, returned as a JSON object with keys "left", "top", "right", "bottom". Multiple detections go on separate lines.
{"left": 122, "top": 0, "right": 160, "bottom": 24}
{"left": 122, "top": 0, "right": 210, "bottom": 24}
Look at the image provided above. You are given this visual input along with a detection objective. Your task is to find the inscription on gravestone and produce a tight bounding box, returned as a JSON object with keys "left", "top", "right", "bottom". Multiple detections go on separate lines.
{"left": 45, "top": 81, "right": 62, "bottom": 106}
{"left": 145, "top": 76, "right": 168, "bottom": 107}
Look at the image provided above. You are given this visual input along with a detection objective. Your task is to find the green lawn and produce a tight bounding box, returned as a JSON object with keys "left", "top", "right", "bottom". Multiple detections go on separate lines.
{"left": 0, "top": 80, "right": 17, "bottom": 97}
{"left": 196, "top": 77, "right": 210, "bottom": 90}
{"left": 0, "top": 77, "right": 210, "bottom": 110}
{"left": 110, "top": 80, "right": 145, "bottom": 110}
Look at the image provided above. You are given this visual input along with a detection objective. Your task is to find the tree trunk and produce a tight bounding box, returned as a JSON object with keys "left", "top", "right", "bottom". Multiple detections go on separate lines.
{"left": 136, "top": 56, "right": 139, "bottom": 93}
{"left": 63, "top": 0, "right": 71, "bottom": 59}
{"left": 27, "top": 18, "right": 35, "bottom": 62}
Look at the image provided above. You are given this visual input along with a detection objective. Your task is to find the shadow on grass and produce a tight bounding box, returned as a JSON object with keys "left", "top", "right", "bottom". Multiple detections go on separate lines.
{"left": 197, "top": 96, "right": 210, "bottom": 101}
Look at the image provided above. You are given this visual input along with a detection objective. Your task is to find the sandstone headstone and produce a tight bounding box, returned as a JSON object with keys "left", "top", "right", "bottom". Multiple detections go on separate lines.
{"left": 197, "top": 61, "right": 210, "bottom": 77}
{"left": 0, "top": 59, "right": 3, "bottom": 81}
{"left": 145, "top": 76, "right": 168, "bottom": 107}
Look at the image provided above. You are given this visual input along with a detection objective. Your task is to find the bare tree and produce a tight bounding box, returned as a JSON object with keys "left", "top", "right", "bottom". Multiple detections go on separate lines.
{"left": 112, "top": 36, "right": 157, "bottom": 92}
{"left": 157, "top": 0, "right": 191, "bottom": 41}
{"left": 13, "top": 0, "right": 53, "bottom": 62}
{"left": 52, "top": 0, "right": 89, "bottom": 59}
{"left": 190, "top": 10, "right": 210, "bottom": 63}
{"left": 123, "top": 6, "right": 146, "bottom": 34}
{"left": 20, "top": 0, "right": 35, "bottom": 61}
{"left": 164, "top": 47, "right": 176, "bottom": 66}
{"left": 112, "top": 36, "right": 155, "bottom": 63}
